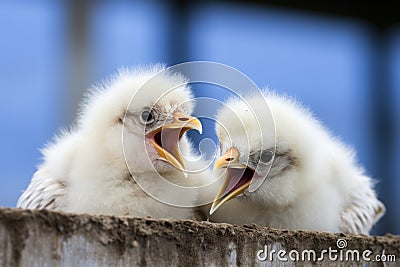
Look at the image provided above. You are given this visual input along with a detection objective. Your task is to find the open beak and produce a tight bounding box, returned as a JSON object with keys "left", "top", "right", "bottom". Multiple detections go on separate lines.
{"left": 210, "top": 147, "right": 255, "bottom": 215}
{"left": 146, "top": 111, "right": 202, "bottom": 172}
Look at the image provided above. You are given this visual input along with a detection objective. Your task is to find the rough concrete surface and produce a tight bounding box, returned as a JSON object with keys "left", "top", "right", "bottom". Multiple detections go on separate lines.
{"left": 0, "top": 208, "right": 398, "bottom": 267}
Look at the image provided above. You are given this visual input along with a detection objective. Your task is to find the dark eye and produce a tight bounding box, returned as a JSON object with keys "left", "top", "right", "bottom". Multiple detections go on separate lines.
{"left": 260, "top": 150, "right": 274, "bottom": 164}
{"left": 140, "top": 108, "right": 156, "bottom": 125}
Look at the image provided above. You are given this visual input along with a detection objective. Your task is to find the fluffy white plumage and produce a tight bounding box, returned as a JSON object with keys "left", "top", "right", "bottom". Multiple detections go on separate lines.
{"left": 209, "top": 92, "right": 385, "bottom": 235}
{"left": 17, "top": 65, "right": 206, "bottom": 219}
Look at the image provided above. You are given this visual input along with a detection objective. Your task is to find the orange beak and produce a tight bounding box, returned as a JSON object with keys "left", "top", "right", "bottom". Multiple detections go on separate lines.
{"left": 146, "top": 111, "right": 202, "bottom": 172}
{"left": 210, "top": 147, "right": 254, "bottom": 215}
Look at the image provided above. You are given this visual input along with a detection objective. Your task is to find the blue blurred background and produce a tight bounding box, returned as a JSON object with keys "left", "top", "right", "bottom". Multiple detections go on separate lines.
{"left": 0, "top": 0, "right": 398, "bottom": 235}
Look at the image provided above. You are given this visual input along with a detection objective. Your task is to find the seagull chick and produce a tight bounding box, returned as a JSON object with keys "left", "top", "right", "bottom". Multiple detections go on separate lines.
{"left": 17, "top": 65, "right": 204, "bottom": 219}
{"left": 209, "top": 92, "right": 385, "bottom": 234}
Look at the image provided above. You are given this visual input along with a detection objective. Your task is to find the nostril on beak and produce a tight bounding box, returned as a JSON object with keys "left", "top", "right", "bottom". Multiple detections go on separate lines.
{"left": 178, "top": 118, "right": 189, "bottom": 121}
{"left": 225, "top": 157, "right": 234, "bottom": 162}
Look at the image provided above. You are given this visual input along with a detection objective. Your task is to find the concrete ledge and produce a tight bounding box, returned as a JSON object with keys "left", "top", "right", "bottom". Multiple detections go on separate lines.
{"left": 0, "top": 208, "right": 398, "bottom": 266}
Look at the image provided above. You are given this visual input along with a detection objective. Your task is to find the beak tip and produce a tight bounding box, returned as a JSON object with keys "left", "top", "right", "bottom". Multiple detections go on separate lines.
{"left": 193, "top": 120, "right": 203, "bottom": 134}
{"left": 209, "top": 207, "right": 216, "bottom": 215}
{"left": 209, "top": 202, "right": 219, "bottom": 215}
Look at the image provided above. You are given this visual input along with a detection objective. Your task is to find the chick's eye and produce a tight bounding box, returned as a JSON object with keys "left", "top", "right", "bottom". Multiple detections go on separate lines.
{"left": 140, "top": 109, "right": 156, "bottom": 125}
{"left": 260, "top": 150, "right": 274, "bottom": 164}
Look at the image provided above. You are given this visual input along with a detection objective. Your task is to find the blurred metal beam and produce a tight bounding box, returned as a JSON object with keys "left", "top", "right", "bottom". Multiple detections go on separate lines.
{"left": 369, "top": 29, "right": 397, "bottom": 234}
{"left": 65, "top": 0, "right": 91, "bottom": 124}
{"left": 166, "top": 0, "right": 190, "bottom": 64}
{"left": 221, "top": 0, "right": 400, "bottom": 28}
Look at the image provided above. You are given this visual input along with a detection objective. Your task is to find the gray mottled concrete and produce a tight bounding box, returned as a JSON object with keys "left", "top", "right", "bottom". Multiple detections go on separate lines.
{"left": 0, "top": 208, "right": 398, "bottom": 266}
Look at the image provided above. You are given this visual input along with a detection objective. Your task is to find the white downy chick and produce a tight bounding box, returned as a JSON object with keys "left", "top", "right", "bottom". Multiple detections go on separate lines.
{"left": 209, "top": 92, "right": 385, "bottom": 234}
{"left": 17, "top": 65, "right": 205, "bottom": 219}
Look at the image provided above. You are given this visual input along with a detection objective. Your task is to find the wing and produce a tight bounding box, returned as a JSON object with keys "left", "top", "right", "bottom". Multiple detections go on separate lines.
{"left": 340, "top": 181, "right": 385, "bottom": 235}
{"left": 17, "top": 168, "right": 66, "bottom": 210}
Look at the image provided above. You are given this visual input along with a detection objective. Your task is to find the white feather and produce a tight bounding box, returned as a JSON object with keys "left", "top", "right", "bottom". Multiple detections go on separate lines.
{"left": 208, "top": 91, "right": 385, "bottom": 234}
{"left": 17, "top": 65, "right": 207, "bottom": 219}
